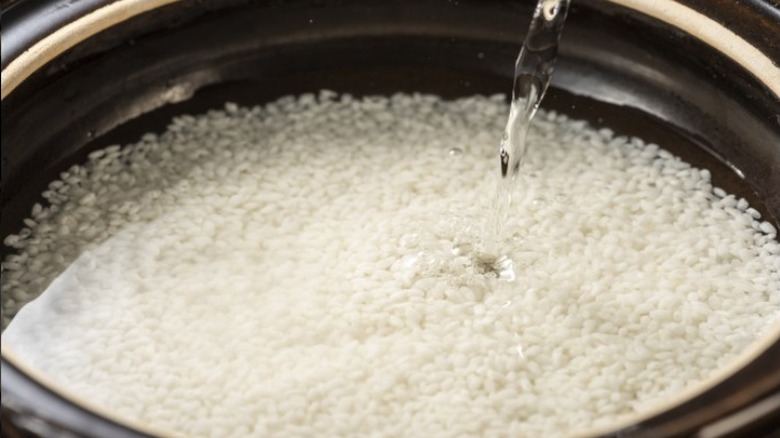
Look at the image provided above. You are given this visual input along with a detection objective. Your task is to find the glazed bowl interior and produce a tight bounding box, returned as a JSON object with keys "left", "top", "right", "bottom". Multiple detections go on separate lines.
{"left": 1, "top": 0, "right": 779, "bottom": 437}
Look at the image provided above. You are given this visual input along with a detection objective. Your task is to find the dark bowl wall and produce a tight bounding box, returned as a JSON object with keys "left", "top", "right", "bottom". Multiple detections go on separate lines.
{"left": 2, "top": 0, "right": 780, "bottom": 437}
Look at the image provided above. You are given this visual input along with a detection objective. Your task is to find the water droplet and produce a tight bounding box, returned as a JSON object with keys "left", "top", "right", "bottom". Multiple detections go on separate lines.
{"left": 494, "top": 256, "right": 516, "bottom": 281}
{"left": 86, "top": 130, "right": 95, "bottom": 139}
{"left": 477, "top": 52, "right": 485, "bottom": 59}
{"left": 554, "top": 194, "right": 567, "bottom": 202}
{"left": 448, "top": 147, "right": 463, "bottom": 156}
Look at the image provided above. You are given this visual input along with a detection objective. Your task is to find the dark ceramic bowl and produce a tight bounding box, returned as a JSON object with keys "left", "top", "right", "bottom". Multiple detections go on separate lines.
{"left": 1, "top": 0, "right": 779, "bottom": 437}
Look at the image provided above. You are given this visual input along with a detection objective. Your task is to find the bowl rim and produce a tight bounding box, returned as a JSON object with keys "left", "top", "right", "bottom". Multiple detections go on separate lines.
{"left": 1, "top": 0, "right": 778, "bottom": 100}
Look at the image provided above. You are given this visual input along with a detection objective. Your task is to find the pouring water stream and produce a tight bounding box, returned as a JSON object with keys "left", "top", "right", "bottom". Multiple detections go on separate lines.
{"left": 481, "top": 0, "right": 570, "bottom": 277}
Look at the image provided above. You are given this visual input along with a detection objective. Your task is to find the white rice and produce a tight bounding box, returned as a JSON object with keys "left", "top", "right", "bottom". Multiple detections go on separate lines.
{"left": 2, "top": 92, "right": 779, "bottom": 437}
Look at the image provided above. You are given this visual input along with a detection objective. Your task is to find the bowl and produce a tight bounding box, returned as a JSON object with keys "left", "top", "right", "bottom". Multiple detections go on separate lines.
{"left": 2, "top": 0, "right": 779, "bottom": 436}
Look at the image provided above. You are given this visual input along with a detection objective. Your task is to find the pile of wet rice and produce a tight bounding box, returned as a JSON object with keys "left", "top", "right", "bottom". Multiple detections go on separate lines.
{"left": 3, "top": 92, "right": 779, "bottom": 437}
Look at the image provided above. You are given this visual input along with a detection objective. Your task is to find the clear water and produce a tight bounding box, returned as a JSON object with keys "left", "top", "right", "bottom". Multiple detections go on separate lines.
{"left": 481, "top": 0, "right": 570, "bottom": 276}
